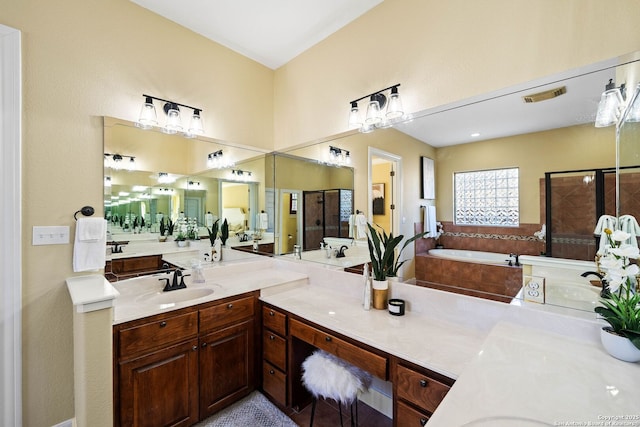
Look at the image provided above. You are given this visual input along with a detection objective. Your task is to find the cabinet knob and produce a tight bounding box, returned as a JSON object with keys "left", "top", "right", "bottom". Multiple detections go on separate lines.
{"left": 269, "top": 369, "right": 275, "bottom": 375}
{"left": 227, "top": 303, "right": 233, "bottom": 309}
{"left": 201, "top": 342, "right": 208, "bottom": 348}
{"left": 159, "top": 321, "right": 167, "bottom": 328}
{"left": 192, "top": 346, "right": 198, "bottom": 351}
{"left": 269, "top": 310, "right": 275, "bottom": 316}
{"left": 269, "top": 335, "right": 275, "bottom": 340}
{"left": 325, "top": 336, "right": 332, "bottom": 342}
{"left": 419, "top": 379, "right": 428, "bottom": 388}
{"left": 420, "top": 418, "right": 428, "bottom": 426}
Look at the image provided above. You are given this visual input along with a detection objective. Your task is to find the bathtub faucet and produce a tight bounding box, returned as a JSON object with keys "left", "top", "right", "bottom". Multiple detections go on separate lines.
{"left": 508, "top": 253, "right": 520, "bottom": 267}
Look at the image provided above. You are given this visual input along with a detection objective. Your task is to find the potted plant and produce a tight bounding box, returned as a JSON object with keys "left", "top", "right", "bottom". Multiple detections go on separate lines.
{"left": 159, "top": 218, "right": 167, "bottom": 242}
{"left": 220, "top": 219, "right": 229, "bottom": 246}
{"left": 367, "top": 223, "right": 429, "bottom": 281}
{"left": 207, "top": 219, "right": 220, "bottom": 247}
{"left": 594, "top": 228, "right": 640, "bottom": 362}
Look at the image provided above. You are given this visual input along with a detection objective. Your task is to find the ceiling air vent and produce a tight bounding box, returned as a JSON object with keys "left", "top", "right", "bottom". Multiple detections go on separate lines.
{"left": 522, "top": 86, "right": 567, "bottom": 103}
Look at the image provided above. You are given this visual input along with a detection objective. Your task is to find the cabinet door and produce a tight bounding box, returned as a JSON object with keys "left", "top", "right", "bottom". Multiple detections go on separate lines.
{"left": 118, "top": 339, "right": 198, "bottom": 427}
{"left": 199, "top": 319, "right": 255, "bottom": 418}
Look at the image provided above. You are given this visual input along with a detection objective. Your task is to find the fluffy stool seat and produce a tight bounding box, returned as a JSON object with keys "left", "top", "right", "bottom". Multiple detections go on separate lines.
{"left": 301, "top": 350, "right": 372, "bottom": 426}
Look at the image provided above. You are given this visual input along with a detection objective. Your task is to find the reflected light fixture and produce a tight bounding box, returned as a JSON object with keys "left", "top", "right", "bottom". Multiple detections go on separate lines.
{"left": 104, "top": 153, "right": 136, "bottom": 171}
{"left": 595, "top": 79, "right": 626, "bottom": 128}
{"left": 136, "top": 94, "right": 204, "bottom": 138}
{"left": 328, "top": 146, "right": 351, "bottom": 166}
{"left": 625, "top": 83, "right": 640, "bottom": 123}
{"left": 157, "top": 172, "right": 176, "bottom": 184}
{"left": 206, "top": 150, "right": 234, "bottom": 169}
{"left": 348, "top": 84, "right": 404, "bottom": 132}
{"left": 231, "top": 169, "right": 252, "bottom": 180}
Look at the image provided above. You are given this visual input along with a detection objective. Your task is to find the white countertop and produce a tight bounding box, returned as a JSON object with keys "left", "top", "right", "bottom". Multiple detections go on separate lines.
{"left": 66, "top": 274, "right": 120, "bottom": 313}
{"left": 427, "top": 321, "right": 640, "bottom": 426}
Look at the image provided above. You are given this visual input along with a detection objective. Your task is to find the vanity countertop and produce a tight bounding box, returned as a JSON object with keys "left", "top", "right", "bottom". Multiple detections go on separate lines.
{"left": 111, "top": 259, "right": 308, "bottom": 324}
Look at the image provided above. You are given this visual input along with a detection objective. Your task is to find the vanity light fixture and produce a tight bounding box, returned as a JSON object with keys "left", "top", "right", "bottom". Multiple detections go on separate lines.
{"left": 328, "top": 146, "right": 351, "bottom": 166}
{"left": 136, "top": 94, "right": 205, "bottom": 138}
{"left": 104, "top": 153, "right": 136, "bottom": 171}
{"left": 104, "top": 176, "right": 112, "bottom": 187}
{"left": 231, "top": 169, "right": 252, "bottom": 180}
{"left": 595, "top": 79, "right": 626, "bottom": 128}
{"left": 188, "top": 180, "right": 201, "bottom": 187}
{"left": 348, "top": 84, "right": 404, "bottom": 132}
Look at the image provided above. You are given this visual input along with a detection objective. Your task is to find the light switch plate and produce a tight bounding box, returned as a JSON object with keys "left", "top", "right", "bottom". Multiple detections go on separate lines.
{"left": 523, "top": 275, "right": 545, "bottom": 304}
{"left": 33, "top": 226, "right": 70, "bottom": 245}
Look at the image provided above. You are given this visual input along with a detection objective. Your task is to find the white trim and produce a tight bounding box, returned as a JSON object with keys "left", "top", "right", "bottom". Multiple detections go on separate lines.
{"left": 368, "top": 147, "right": 402, "bottom": 235}
{"left": 0, "top": 24, "right": 22, "bottom": 427}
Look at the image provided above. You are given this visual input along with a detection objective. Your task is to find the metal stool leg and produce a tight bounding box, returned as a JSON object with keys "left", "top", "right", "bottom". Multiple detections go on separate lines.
{"left": 339, "top": 401, "right": 344, "bottom": 427}
{"left": 309, "top": 398, "right": 317, "bottom": 427}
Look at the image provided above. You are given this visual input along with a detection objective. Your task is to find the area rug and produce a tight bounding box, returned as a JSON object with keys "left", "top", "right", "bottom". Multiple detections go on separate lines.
{"left": 195, "top": 391, "right": 299, "bottom": 427}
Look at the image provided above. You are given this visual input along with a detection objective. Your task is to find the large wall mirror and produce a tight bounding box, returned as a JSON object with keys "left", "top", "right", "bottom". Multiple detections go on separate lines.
{"left": 103, "top": 50, "right": 639, "bottom": 314}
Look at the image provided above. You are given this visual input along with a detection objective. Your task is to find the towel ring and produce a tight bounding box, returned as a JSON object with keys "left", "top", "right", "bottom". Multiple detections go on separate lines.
{"left": 74, "top": 206, "right": 95, "bottom": 220}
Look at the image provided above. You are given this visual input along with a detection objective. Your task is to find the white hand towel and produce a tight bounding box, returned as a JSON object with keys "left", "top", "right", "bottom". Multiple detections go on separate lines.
{"left": 355, "top": 213, "right": 367, "bottom": 239}
{"left": 258, "top": 212, "right": 268, "bottom": 230}
{"left": 594, "top": 214, "right": 618, "bottom": 254}
{"left": 423, "top": 206, "right": 437, "bottom": 238}
{"left": 348, "top": 214, "right": 355, "bottom": 238}
{"left": 73, "top": 218, "right": 107, "bottom": 272}
{"left": 619, "top": 214, "right": 640, "bottom": 250}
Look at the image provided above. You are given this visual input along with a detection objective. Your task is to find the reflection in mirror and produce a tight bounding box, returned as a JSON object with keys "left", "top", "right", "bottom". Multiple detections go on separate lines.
{"left": 103, "top": 117, "right": 273, "bottom": 270}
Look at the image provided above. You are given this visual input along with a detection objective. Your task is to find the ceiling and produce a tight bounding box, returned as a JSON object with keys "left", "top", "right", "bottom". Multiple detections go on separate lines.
{"left": 129, "top": 0, "right": 383, "bottom": 70}
{"left": 129, "top": 0, "right": 618, "bottom": 147}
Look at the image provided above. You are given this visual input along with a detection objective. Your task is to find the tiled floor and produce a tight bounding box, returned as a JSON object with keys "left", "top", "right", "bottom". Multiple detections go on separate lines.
{"left": 288, "top": 398, "right": 392, "bottom": 427}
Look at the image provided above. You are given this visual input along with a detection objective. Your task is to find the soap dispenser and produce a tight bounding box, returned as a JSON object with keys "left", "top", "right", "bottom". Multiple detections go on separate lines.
{"left": 363, "top": 263, "right": 371, "bottom": 310}
{"left": 191, "top": 260, "right": 205, "bottom": 283}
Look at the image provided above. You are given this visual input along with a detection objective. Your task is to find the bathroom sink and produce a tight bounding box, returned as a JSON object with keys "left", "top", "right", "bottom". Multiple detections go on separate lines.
{"left": 462, "top": 416, "right": 551, "bottom": 426}
{"left": 136, "top": 287, "right": 215, "bottom": 306}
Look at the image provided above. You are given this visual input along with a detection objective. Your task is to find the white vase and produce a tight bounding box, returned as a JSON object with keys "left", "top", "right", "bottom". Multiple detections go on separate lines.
{"left": 176, "top": 240, "right": 188, "bottom": 248}
{"left": 600, "top": 327, "right": 640, "bottom": 362}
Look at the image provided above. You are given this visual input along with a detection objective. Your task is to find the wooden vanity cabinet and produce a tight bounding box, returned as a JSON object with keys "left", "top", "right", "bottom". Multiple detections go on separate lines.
{"left": 198, "top": 296, "right": 257, "bottom": 419}
{"left": 393, "top": 359, "right": 454, "bottom": 426}
{"left": 113, "top": 292, "right": 258, "bottom": 427}
{"left": 261, "top": 305, "right": 288, "bottom": 408}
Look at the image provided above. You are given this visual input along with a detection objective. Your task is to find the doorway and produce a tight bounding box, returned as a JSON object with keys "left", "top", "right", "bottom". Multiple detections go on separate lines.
{"left": 369, "top": 148, "right": 401, "bottom": 236}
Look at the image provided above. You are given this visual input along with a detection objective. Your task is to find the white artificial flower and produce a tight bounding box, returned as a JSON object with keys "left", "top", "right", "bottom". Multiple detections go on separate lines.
{"left": 609, "top": 244, "right": 640, "bottom": 259}
{"left": 611, "top": 229, "right": 631, "bottom": 243}
{"left": 600, "top": 256, "right": 624, "bottom": 271}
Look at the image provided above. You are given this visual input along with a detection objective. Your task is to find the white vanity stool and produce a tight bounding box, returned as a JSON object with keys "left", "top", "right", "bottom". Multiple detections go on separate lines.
{"left": 301, "top": 350, "right": 372, "bottom": 427}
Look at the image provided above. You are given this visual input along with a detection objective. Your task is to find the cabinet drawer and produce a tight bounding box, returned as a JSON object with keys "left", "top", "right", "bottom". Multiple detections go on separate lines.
{"left": 200, "top": 295, "right": 255, "bottom": 332}
{"left": 263, "top": 330, "right": 287, "bottom": 371}
{"left": 263, "top": 361, "right": 287, "bottom": 407}
{"left": 396, "top": 400, "right": 430, "bottom": 427}
{"left": 396, "top": 364, "right": 451, "bottom": 414}
{"left": 262, "top": 306, "right": 287, "bottom": 336}
{"left": 118, "top": 311, "right": 198, "bottom": 358}
{"left": 289, "top": 318, "right": 387, "bottom": 380}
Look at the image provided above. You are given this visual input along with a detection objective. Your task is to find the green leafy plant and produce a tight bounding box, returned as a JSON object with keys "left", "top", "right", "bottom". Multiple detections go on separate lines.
{"left": 594, "top": 228, "right": 640, "bottom": 350}
{"left": 159, "top": 218, "right": 166, "bottom": 236}
{"left": 366, "top": 223, "right": 402, "bottom": 281}
{"left": 167, "top": 219, "right": 175, "bottom": 236}
{"left": 207, "top": 219, "right": 220, "bottom": 246}
{"left": 220, "top": 219, "right": 229, "bottom": 246}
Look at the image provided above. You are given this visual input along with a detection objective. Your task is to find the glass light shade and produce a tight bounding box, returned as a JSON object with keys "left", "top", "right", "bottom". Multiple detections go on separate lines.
{"left": 360, "top": 123, "right": 375, "bottom": 133}
{"left": 136, "top": 98, "right": 158, "bottom": 129}
{"left": 126, "top": 157, "right": 136, "bottom": 171}
{"left": 595, "top": 88, "right": 623, "bottom": 127}
{"left": 386, "top": 88, "right": 404, "bottom": 119}
{"left": 365, "top": 97, "right": 383, "bottom": 125}
{"left": 163, "top": 105, "right": 183, "bottom": 134}
{"left": 188, "top": 110, "right": 205, "bottom": 136}
{"left": 625, "top": 84, "right": 640, "bottom": 123}
{"left": 348, "top": 102, "right": 362, "bottom": 128}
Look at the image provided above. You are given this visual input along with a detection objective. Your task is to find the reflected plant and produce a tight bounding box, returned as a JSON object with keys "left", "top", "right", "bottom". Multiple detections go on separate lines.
{"left": 207, "top": 219, "right": 220, "bottom": 246}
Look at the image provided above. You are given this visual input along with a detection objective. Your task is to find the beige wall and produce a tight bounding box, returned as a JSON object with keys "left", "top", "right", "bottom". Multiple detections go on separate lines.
{"left": 2, "top": 0, "right": 640, "bottom": 425}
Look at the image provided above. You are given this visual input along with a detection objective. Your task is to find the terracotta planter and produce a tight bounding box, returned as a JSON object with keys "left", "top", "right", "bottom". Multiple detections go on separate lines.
{"left": 600, "top": 327, "right": 640, "bottom": 362}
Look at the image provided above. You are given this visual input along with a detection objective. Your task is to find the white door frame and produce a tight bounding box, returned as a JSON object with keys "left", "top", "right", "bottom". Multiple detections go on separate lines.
{"left": 0, "top": 23, "right": 23, "bottom": 427}
{"left": 368, "top": 147, "right": 402, "bottom": 236}
{"left": 277, "top": 189, "right": 303, "bottom": 254}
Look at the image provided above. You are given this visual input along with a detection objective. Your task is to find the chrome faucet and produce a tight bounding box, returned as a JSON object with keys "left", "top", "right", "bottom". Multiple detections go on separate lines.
{"left": 581, "top": 271, "right": 609, "bottom": 298}
{"left": 508, "top": 253, "right": 520, "bottom": 266}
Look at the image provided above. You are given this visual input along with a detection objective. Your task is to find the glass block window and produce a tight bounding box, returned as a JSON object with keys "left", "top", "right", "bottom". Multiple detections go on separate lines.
{"left": 454, "top": 168, "right": 519, "bottom": 226}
